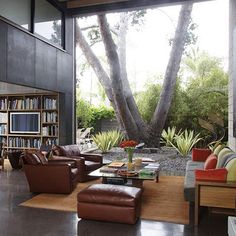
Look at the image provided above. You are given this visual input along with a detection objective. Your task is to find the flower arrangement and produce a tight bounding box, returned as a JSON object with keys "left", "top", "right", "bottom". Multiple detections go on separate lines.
{"left": 120, "top": 140, "right": 137, "bottom": 149}
{"left": 120, "top": 140, "right": 138, "bottom": 163}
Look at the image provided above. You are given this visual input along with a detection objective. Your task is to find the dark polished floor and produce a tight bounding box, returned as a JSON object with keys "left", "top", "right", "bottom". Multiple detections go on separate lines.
{"left": 0, "top": 166, "right": 229, "bottom": 236}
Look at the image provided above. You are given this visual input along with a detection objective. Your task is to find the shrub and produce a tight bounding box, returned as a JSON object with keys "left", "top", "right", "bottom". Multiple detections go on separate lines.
{"left": 170, "top": 129, "right": 202, "bottom": 157}
{"left": 92, "top": 130, "right": 124, "bottom": 153}
{"left": 161, "top": 127, "right": 180, "bottom": 146}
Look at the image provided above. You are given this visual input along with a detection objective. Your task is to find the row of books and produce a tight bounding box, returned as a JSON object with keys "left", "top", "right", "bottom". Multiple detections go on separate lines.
{"left": 0, "top": 124, "right": 7, "bottom": 134}
{"left": 8, "top": 137, "right": 41, "bottom": 148}
{"left": 0, "top": 137, "right": 7, "bottom": 145}
{"left": 43, "top": 98, "right": 57, "bottom": 110}
{"left": 0, "top": 98, "right": 7, "bottom": 110}
{"left": 43, "top": 138, "right": 58, "bottom": 146}
{"left": 9, "top": 98, "right": 40, "bottom": 110}
{"left": 0, "top": 112, "right": 7, "bottom": 123}
{"left": 42, "top": 125, "right": 58, "bottom": 136}
{"left": 42, "top": 112, "right": 58, "bottom": 123}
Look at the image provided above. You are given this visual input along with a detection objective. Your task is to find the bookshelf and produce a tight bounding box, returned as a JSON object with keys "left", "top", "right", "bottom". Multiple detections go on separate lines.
{"left": 0, "top": 93, "right": 59, "bottom": 151}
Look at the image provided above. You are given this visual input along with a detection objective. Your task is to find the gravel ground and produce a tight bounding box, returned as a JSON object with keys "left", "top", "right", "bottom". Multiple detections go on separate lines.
{"left": 95, "top": 147, "right": 191, "bottom": 176}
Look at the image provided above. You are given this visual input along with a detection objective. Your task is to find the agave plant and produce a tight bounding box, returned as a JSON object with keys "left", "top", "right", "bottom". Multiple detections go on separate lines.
{"left": 107, "top": 130, "right": 124, "bottom": 147}
{"left": 161, "top": 127, "right": 180, "bottom": 146}
{"left": 170, "top": 129, "right": 202, "bottom": 157}
{"left": 92, "top": 130, "right": 124, "bottom": 153}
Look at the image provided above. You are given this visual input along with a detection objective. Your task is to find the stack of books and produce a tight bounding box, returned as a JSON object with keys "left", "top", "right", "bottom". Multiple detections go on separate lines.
{"left": 100, "top": 166, "right": 118, "bottom": 173}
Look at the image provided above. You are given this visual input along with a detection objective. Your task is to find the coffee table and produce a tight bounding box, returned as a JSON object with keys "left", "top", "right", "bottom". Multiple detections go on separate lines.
{"left": 89, "top": 162, "right": 160, "bottom": 188}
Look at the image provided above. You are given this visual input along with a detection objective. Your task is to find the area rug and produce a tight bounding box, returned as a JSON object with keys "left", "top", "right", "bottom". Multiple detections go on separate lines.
{"left": 20, "top": 176, "right": 189, "bottom": 224}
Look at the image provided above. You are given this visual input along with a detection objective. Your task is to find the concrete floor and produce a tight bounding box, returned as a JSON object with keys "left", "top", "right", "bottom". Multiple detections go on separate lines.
{"left": 0, "top": 166, "right": 229, "bottom": 236}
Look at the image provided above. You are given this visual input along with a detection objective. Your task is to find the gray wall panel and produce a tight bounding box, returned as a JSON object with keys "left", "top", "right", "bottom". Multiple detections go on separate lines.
{"left": 0, "top": 21, "right": 7, "bottom": 82}
{"left": 35, "top": 40, "right": 57, "bottom": 89}
{"left": 7, "top": 27, "right": 35, "bottom": 86}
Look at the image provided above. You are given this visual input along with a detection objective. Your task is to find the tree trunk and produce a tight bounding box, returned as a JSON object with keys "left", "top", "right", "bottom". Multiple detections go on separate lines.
{"left": 76, "top": 20, "right": 125, "bottom": 131}
{"left": 98, "top": 14, "right": 141, "bottom": 141}
{"left": 150, "top": 3, "right": 193, "bottom": 146}
{"left": 118, "top": 13, "right": 149, "bottom": 139}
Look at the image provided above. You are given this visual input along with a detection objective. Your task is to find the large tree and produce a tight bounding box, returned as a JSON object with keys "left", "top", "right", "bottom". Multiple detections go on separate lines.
{"left": 76, "top": 3, "right": 193, "bottom": 147}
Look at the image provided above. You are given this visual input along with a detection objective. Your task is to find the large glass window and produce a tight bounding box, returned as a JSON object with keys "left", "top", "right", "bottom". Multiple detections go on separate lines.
{"left": 0, "top": 0, "right": 31, "bottom": 30}
{"left": 34, "top": 0, "right": 63, "bottom": 47}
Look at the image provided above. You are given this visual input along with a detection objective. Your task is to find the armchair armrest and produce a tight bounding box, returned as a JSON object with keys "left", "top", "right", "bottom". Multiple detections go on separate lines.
{"left": 79, "top": 153, "right": 103, "bottom": 164}
{"left": 52, "top": 155, "right": 86, "bottom": 171}
{"left": 23, "top": 164, "right": 73, "bottom": 193}
{"left": 48, "top": 159, "right": 76, "bottom": 167}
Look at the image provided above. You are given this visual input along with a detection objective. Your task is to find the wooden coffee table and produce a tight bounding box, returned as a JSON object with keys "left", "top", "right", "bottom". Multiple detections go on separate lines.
{"left": 89, "top": 162, "right": 160, "bottom": 188}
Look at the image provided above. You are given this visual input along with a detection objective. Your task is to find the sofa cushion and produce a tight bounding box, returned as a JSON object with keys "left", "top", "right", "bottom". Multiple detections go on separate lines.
{"left": 217, "top": 153, "right": 236, "bottom": 168}
{"left": 185, "top": 160, "right": 205, "bottom": 172}
{"left": 213, "top": 144, "right": 225, "bottom": 156}
{"left": 192, "top": 148, "right": 212, "bottom": 162}
{"left": 195, "top": 168, "right": 228, "bottom": 182}
{"left": 204, "top": 154, "right": 217, "bottom": 170}
{"left": 184, "top": 160, "right": 205, "bottom": 202}
{"left": 225, "top": 158, "right": 236, "bottom": 181}
{"left": 216, "top": 148, "right": 233, "bottom": 168}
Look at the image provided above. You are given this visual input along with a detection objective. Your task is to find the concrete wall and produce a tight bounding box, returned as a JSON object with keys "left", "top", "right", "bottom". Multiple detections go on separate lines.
{"left": 0, "top": 15, "right": 75, "bottom": 145}
{"left": 229, "top": 0, "right": 236, "bottom": 150}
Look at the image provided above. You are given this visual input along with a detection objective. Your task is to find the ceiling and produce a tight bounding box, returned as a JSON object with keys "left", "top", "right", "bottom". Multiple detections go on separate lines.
{"left": 54, "top": 0, "right": 210, "bottom": 16}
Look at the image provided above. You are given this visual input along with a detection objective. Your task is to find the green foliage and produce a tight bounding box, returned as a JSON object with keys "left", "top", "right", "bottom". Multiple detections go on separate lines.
{"left": 89, "top": 106, "right": 115, "bottom": 127}
{"left": 135, "top": 78, "right": 162, "bottom": 122}
{"left": 135, "top": 51, "right": 228, "bottom": 145}
{"left": 76, "top": 98, "right": 92, "bottom": 128}
{"left": 76, "top": 90, "right": 115, "bottom": 128}
{"left": 161, "top": 127, "right": 179, "bottom": 146}
{"left": 92, "top": 130, "right": 124, "bottom": 153}
{"left": 170, "top": 130, "right": 202, "bottom": 157}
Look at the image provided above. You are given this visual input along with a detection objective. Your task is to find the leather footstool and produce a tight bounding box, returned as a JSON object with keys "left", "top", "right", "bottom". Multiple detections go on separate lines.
{"left": 77, "top": 184, "right": 142, "bottom": 224}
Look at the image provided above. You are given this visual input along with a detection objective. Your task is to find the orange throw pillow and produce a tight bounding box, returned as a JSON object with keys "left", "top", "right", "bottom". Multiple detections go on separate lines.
{"left": 195, "top": 168, "right": 228, "bottom": 182}
{"left": 192, "top": 148, "right": 212, "bottom": 162}
{"left": 204, "top": 154, "right": 217, "bottom": 170}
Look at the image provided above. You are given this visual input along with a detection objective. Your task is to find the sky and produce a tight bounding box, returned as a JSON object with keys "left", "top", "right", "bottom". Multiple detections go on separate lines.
{"left": 76, "top": 0, "right": 229, "bottom": 104}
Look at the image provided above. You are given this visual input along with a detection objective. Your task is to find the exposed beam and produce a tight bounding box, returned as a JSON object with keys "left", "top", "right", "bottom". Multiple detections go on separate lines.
{"left": 67, "top": 0, "right": 210, "bottom": 16}
{"left": 67, "top": 0, "right": 129, "bottom": 8}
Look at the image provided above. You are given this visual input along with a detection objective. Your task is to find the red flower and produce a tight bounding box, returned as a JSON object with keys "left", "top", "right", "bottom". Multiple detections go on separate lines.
{"left": 120, "top": 140, "right": 138, "bottom": 148}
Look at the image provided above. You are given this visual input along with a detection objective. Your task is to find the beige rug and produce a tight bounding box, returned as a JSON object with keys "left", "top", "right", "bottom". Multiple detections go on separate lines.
{"left": 20, "top": 176, "right": 189, "bottom": 224}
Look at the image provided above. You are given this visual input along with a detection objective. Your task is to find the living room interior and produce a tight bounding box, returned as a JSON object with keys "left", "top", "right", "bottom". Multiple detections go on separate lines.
{"left": 0, "top": 0, "right": 236, "bottom": 235}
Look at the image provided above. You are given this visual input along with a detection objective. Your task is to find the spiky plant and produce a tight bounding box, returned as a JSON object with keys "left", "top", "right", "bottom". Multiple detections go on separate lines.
{"left": 92, "top": 130, "right": 124, "bottom": 153}
{"left": 170, "top": 129, "right": 202, "bottom": 157}
{"left": 161, "top": 127, "right": 180, "bottom": 146}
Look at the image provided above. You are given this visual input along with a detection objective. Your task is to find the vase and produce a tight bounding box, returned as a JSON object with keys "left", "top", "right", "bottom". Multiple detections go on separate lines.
{"left": 126, "top": 147, "right": 134, "bottom": 171}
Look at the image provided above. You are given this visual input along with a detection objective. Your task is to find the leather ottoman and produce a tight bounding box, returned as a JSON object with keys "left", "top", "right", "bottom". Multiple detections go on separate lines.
{"left": 77, "top": 184, "right": 142, "bottom": 224}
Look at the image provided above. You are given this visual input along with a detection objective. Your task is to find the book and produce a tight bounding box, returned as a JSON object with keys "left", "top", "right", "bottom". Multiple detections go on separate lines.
{"left": 108, "top": 162, "right": 125, "bottom": 168}
{"left": 141, "top": 157, "right": 155, "bottom": 163}
{"left": 100, "top": 167, "right": 118, "bottom": 173}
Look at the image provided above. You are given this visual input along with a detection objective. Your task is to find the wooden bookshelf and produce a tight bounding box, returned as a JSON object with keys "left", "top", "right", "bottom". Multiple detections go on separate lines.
{"left": 0, "top": 93, "right": 59, "bottom": 151}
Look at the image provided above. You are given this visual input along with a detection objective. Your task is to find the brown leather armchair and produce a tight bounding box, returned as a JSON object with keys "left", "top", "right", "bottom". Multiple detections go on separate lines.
{"left": 21, "top": 150, "right": 79, "bottom": 194}
{"left": 52, "top": 145, "right": 103, "bottom": 182}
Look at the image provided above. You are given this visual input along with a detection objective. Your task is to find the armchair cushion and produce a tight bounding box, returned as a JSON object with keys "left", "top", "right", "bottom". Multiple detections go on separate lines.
{"left": 53, "top": 145, "right": 81, "bottom": 157}
{"left": 23, "top": 151, "right": 42, "bottom": 165}
{"left": 195, "top": 168, "right": 228, "bottom": 182}
{"left": 192, "top": 148, "right": 212, "bottom": 162}
{"left": 85, "top": 161, "right": 102, "bottom": 171}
